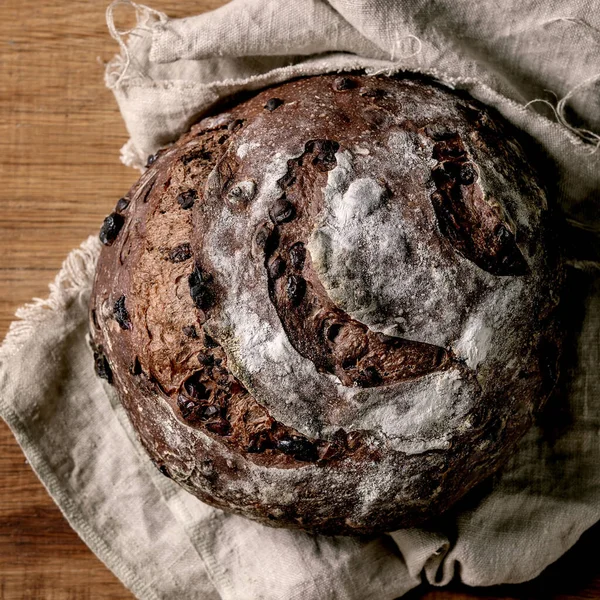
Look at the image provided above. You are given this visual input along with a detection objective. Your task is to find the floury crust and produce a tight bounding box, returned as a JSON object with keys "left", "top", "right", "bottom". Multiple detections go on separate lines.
{"left": 90, "top": 73, "right": 563, "bottom": 535}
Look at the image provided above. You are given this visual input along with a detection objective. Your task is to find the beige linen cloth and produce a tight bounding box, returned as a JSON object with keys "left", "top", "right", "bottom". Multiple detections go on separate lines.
{"left": 2, "top": 1, "right": 600, "bottom": 598}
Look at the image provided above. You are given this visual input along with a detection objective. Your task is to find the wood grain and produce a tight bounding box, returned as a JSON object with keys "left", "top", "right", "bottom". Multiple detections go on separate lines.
{"left": 0, "top": 0, "right": 598, "bottom": 598}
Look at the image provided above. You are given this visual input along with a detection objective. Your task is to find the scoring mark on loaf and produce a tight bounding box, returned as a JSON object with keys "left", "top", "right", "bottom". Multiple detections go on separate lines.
{"left": 263, "top": 138, "right": 466, "bottom": 388}
{"left": 430, "top": 133, "right": 529, "bottom": 276}
{"left": 116, "top": 123, "right": 376, "bottom": 466}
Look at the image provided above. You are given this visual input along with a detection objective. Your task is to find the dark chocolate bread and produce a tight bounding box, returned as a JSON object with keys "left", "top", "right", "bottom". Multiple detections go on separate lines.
{"left": 89, "top": 73, "right": 563, "bottom": 535}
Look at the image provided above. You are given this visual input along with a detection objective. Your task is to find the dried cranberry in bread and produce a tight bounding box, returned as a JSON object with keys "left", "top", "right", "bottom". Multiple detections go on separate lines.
{"left": 89, "top": 73, "right": 563, "bottom": 535}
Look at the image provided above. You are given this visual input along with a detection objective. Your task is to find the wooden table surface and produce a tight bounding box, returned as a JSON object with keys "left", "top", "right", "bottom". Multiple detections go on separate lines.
{"left": 0, "top": 0, "right": 598, "bottom": 598}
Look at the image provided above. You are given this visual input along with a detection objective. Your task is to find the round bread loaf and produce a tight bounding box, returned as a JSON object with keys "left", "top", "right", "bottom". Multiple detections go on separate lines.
{"left": 90, "top": 73, "right": 563, "bottom": 535}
